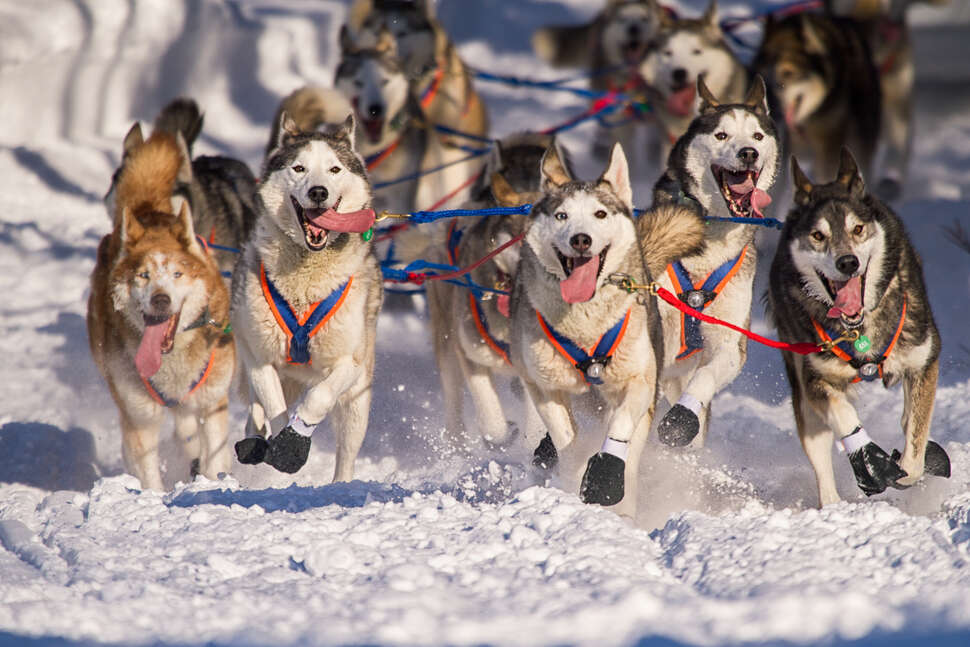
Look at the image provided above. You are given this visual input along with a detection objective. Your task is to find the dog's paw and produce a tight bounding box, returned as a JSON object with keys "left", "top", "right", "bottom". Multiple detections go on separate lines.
{"left": 580, "top": 453, "right": 625, "bottom": 506}
{"left": 657, "top": 404, "right": 700, "bottom": 447}
{"left": 849, "top": 442, "right": 908, "bottom": 496}
{"left": 890, "top": 440, "right": 951, "bottom": 482}
{"left": 263, "top": 427, "right": 311, "bottom": 474}
{"left": 235, "top": 437, "right": 269, "bottom": 465}
{"left": 532, "top": 433, "right": 558, "bottom": 471}
{"left": 482, "top": 420, "right": 519, "bottom": 451}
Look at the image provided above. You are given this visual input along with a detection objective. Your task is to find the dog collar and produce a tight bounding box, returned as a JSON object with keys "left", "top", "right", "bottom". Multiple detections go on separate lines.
{"left": 536, "top": 308, "right": 631, "bottom": 385}
{"left": 141, "top": 349, "right": 216, "bottom": 408}
{"left": 812, "top": 299, "right": 907, "bottom": 383}
{"left": 666, "top": 246, "right": 748, "bottom": 360}
{"left": 259, "top": 263, "right": 353, "bottom": 365}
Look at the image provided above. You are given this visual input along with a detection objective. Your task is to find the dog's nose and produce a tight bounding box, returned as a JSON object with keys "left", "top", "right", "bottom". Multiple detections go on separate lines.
{"left": 672, "top": 68, "right": 687, "bottom": 85}
{"left": 307, "top": 185, "right": 329, "bottom": 204}
{"left": 570, "top": 233, "right": 592, "bottom": 254}
{"left": 836, "top": 254, "right": 860, "bottom": 275}
{"left": 367, "top": 103, "right": 384, "bottom": 119}
{"left": 737, "top": 147, "right": 759, "bottom": 165}
{"left": 151, "top": 293, "right": 171, "bottom": 312}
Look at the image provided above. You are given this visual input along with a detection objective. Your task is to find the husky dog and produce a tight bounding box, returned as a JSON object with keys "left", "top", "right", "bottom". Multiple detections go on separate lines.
{"left": 651, "top": 77, "right": 780, "bottom": 448}
{"left": 88, "top": 132, "right": 235, "bottom": 490}
{"left": 753, "top": 10, "right": 881, "bottom": 185}
{"left": 106, "top": 98, "right": 258, "bottom": 275}
{"left": 533, "top": 0, "right": 663, "bottom": 163}
{"left": 510, "top": 143, "right": 704, "bottom": 516}
{"left": 825, "top": 0, "right": 946, "bottom": 200}
{"left": 231, "top": 115, "right": 382, "bottom": 478}
{"left": 430, "top": 133, "right": 573, "bottom": 447}
{"left": 639, "top": 1, "right": 748, "bottom": 161}
{"left": 346, "top": 0, "right": 488, "bottom": 145}
{"left": 768, "top": 148, "right": 949, "bottom": 506}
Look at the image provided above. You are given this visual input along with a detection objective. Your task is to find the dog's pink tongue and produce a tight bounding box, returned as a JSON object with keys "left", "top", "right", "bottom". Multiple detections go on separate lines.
{"left": 307, "top": 207, "right": 376, "bottom": 234}
{"left": 827, "top": 276, "right": 863, "bottom": 318}
{"left": 666, "top": 85, "right": 696, "bottom": 117}
{"left": 560, "top": 256, "right": 600, "bottom": 303}
{"left": 496, "top": 294, "right": 510, "bottom": 318}
{"left": 751, "top": 189, "right": 772, "bottom": 217}
{"left": 135, "top": 320, "right": 169, "bottom": 380}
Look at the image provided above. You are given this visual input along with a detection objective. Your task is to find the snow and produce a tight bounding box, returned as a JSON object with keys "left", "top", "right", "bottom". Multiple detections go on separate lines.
{"left": 1, "top": 1, "right": 970, "bottom": 645}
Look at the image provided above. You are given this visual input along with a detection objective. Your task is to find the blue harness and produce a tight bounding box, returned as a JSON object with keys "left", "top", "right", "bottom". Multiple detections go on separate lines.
{"left": 536, "top": 309, "right": 631, "bottom": 385}
{"left": 666, "top": 246, "right": 748, "bottom": 360}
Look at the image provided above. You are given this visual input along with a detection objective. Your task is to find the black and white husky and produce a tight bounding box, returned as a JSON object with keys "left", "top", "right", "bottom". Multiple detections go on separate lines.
{"left": 231, "top": 115, "right": 383, "bottom": 479}
{"left": 651, "top": 76, "right": 780, "bottom": 448}
{"left": 768, "top": 148, "right": 949, "bottom": 506}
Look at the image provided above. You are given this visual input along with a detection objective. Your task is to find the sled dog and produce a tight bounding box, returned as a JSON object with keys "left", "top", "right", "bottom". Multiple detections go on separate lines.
{"left": 106, "top": 98, "right": 258, "bottom": 274}
{"left": 768, "top": 148, "right": 949, "bottom": 506}
{"left": 345, "top": 0, "right": 488, "bottom": 146}
{"left": 430, "top": 133, "right": 573, "bottom": 447}
{"left": 532, "top": 0, "right": 663, "bottom": 164}
{"left": 651, "top": 77, "right": 780, "bottom": 448}
{"left": 231, "top": 114, "right": 382, "bottom": 478}
{"left": 753, "top": 10, "right": 881, "bottom": 186}
{"left": 88, "top": 132, "right": 235, "bottom": 490}
{"left": 639, "top": 0, "right": 748, "bottom": 162}
{"left": 510, "top": 143, "right": 704, "bottom": 517}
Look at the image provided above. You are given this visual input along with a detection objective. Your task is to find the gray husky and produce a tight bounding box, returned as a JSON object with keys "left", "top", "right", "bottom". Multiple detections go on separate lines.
{"left": 768, "top": 148, "right": 949, "bottom": 506}
{"left": 106, "top": 98, "right": 258, "bottom": 275}
{"left": 510, "top": 143, "right": 704, "bottom": 517}
{"left": 651, "top": 77, "right": 780, "bottom": 448}
{"left": 231, "top": 114, "right": 382, "bottom": 478}
{"left": 753, "top": 10, "right": 881, "bottom": 186}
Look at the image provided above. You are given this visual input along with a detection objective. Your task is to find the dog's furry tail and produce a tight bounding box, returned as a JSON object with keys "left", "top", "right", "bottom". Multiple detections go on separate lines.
{"left": 531, "top": 22, "right": 597, "bottom": 69}
{"left": 637, "top": 203, "right": 706, "bottom": 278}
{"left": 153, "top": 98, "right": 204, "bottom": 153}
{"left": 265, "top": 87, "right": 353, "bottom": 158}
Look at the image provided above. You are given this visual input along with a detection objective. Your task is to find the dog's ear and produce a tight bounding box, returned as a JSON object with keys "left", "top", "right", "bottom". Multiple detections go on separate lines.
{"left": 339, "top": 24, "right": 359, "bottom": 55}
{"left": 274, "top": 111, "right": 301, "bottom": 152}
{"left": 491, "top": 173, "right": 522, "bottom": 207}
{"left": 174, "top": 131, "right": 194, "bottom": 185}
{"left": 335, "top": 114, "right": 357, "bottom": 150}
{"left": 122, "top": 122, "right": 143, "bottom": 157}
{"left": 347, "top": 0, "right": 373, "bottom": 32}
{"left": 414, "top": 0, "right": 435, "bottom": 18}
{"left": 801, "top": 17, "right": 826, "bottom": 55}
{"left": 836, "top": 147, "right": 866, "bottom": 199}
{"left": 744, "top": 75, "right": 768, "bottom": 116}
{"left": 173, "top": 200, "right": 205, "bottom": 259}
{"left": 791, "top": 156, "right": 814, "bottom": 206}
{"left": 375, "top": 25, "right": 398, "bottom": 58}
{"left": 599, "top": 143, "right": 633, "bottom": 210}
{"left": 119, "top": 206, "right": 144, "bottom": 248}
{"left": 540, "top": 146, "right": 571, "bottom": 191}
{"left": 702, "top": 0, "right": 721, "bottom": 39}
{"left": 697, "top": 75, "right": 720, "bottom": 115}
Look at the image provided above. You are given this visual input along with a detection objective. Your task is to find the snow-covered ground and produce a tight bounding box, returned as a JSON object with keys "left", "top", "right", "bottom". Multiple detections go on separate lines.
{"left": 1, "top": 1, "right": 969, "bottom": 645}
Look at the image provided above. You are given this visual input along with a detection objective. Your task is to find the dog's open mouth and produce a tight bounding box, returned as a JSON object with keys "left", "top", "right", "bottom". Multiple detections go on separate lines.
{"left": 711, "top": 165, "right": 772, "bottom": 219}
{"left": 361, "top": 116, "right": 384, "bottom": 144}
{"left": 555, "top": 246, "right": 609, "bottom": 303}
{"left": 135, "top": 310, "right": 181, "bottom": 380}
{"left": 819, "top": 270, "right": 866, "bottom": 328}
{"left": 665, "top": 81, "right": 696, "bottom": 117}
{"left": 621, "top": 40, "right": 647, "bottom": 65}
{"left": 292, "top": 195, "right": 339, "bottom": 250}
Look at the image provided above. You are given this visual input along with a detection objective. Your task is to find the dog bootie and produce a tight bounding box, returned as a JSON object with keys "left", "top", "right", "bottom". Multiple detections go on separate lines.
{"left": 235, "top": 437, "right": 269, "bottom": 465}
{"left": 532, "top": 433, "right": 558, "bottom": 471}
{"left": 580, "top": 453, "right": 625, "bottom": 506}
{"left": 890, "top": 440, "right": 951, "bottom": 481}
{"left": 657, "top": 404, "right": 700, "bottom": 447}
{"left": 848, "top": 442, "right": 907, "bottom": 496}
{"left": 263, "top": 427, "right": 311, "bottom": 474}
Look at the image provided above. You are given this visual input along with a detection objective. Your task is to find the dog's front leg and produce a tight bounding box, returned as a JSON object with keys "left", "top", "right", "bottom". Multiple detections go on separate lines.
{"left": 895, "top": 358, "right": 944, "bottom": 487}
{"left": 804, "top": 375, "right": 905, "bottom": 497}
{"left": 120, "top": 414, "right": 165, "bottom": 491}
{"left": 581, "top": 377, "right": 655, "bottom": 510}
{"left": 234, "top": 361, "right": 289, "bottom": 467}
{"left": 523, "top": 381, "right": 576, "bottom": 474}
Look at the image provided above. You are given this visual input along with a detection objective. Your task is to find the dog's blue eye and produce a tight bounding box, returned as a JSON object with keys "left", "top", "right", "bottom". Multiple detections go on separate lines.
{"left": 292, "top": 164, "right": 306, "bottom": 173}
{"left": 554, "top": 212, "right": 568, "bottom": 221}
{"left": 715, "top": 132, "right": 728, "bottom": 141}
{"left": 174, "top": 271, "right": 182, "bottom": 279}
{"left": 139, "top": 271, "right": 149, "bottom": 279}
{"left": 753, "top": 133, "right": 764, "bottom": 141}
{"left": 594, "top": 210, "right": 607, "bottom": 219}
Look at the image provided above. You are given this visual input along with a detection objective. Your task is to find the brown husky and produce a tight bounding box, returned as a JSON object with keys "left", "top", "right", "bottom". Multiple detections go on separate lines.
{"left": 88, "top": 132, "right": 235, "bottom": 490}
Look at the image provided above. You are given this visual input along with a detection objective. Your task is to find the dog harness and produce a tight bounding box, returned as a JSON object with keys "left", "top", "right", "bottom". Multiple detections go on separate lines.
{"left": 536, "top": 308, "right": 631, "bottom": 385}
{"left": 812, "top": 300, "right": 907, "bottom": 383}
{"left": 365, "top": 136, "right": 402, "bottom": 171}
{"left": 420, "top": 62, "right": 444, "bottom": 110}
{"left": 666, "top": 246, "right": 748, "bottom": 360}
{"left": 259, "top": 263, "right": 353, "bottom": 365}
{"left": 141, "top": 349, "right": 216, "bottom": 408}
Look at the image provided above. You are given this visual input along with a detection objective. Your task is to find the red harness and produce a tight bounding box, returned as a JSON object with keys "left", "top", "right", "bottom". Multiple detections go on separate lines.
{"left": 142, "top": 349, "right": 216, "bottom": 408}
{"left": 812, "top": 301, "right": 907, "bottom": 384}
